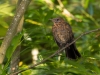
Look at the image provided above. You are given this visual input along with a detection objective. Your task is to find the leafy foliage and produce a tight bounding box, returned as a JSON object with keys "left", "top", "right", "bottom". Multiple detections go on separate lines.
{"left": 0, "top": 0, "right": 100, "bottom": 75}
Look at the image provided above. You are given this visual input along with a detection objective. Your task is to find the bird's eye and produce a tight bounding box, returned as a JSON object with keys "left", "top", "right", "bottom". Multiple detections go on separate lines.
{"left": 56, "top": 19, "right": 59, "bottom": 21}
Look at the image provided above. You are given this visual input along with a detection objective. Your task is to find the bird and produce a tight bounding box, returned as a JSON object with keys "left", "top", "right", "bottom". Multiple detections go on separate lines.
{"left": 51, "top": 17, "right": 81, "bottom": 59}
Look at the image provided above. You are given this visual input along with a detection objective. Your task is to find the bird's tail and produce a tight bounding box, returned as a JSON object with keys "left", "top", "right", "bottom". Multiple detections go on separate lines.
{"left": 65, "top": 44, "right": 81, "bottom": 59}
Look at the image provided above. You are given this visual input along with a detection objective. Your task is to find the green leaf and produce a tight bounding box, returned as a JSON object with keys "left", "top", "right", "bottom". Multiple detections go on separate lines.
{"left": 83, "top": 0, "right": 90, "bottom": 9}
{"left": 44, "top": 10, "right": 54, "bottom": 23}
{"left": 6, "top": 31, "right": 24, "bottom": 59}
{"left": 0, "top": 2, "right": 14, "bottom": 16}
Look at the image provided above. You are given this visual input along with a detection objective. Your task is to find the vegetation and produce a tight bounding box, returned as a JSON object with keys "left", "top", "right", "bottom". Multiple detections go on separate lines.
{"left": 0, "top": 0, "right": 100, "bottom": 75}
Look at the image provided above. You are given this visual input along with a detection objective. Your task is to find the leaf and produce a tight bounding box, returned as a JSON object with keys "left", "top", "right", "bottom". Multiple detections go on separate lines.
{"left": 44, "top": 10, "right": 54, "bottom": 23}
{"left": 0, "top": 18, "right": 9, "bottom": 28}
{"left": 83, "top": 0, "right": 90, "bottom": 9}
{"left": 0, "top": 2, "right": 14, "bottom": 16}
{"left": 88, "top": 4, "right": 93, "bottom": 15}
{"left": 6, "top": 31, "right": 24, "bottom": 59}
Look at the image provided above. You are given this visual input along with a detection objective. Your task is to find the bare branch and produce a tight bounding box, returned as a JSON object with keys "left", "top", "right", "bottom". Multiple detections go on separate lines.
{"left": 9, "top": 0, "right": 24, "bottom": 74}
{"left": 12, "top": 28, "right": 100, "bottom": 75}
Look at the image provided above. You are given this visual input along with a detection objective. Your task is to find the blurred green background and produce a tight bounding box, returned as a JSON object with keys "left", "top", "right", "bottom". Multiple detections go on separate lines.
{"left": 0, "top": 0, "right": 100, "bottom": 75}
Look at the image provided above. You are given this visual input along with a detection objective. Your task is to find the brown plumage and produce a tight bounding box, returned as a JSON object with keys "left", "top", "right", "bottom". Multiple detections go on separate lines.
{"left": 51, "top": 17, "right": 81, "bottom": 59}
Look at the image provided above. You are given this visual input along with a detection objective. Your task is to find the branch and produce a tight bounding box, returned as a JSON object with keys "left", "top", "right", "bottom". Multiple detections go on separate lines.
{"left": 12, "top": 28, "right": 100, "bottom": 75}
{"left": 57, "top": 0, "right": 81, "bottom": 22}
{"left": 9, "top": 0, "right": 24, "bottom": 74}
{"left": 0, "top": 0, "right": 31, "bottom": 64}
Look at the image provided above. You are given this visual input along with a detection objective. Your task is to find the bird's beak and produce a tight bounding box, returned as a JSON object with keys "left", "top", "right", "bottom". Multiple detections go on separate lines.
{"left": 49, "top": 19, "right": 53, "bottom": 22}
{"left": 49, "top": 19, "right": 52, "bottom": 21}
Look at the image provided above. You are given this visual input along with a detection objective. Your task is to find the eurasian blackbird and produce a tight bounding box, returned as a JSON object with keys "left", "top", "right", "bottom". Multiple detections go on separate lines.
{"left": 51, "top": 17, "right": 81, "bottom": 59}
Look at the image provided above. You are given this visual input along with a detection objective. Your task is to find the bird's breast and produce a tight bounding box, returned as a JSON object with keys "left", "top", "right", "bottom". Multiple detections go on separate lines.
{"left": 52, "top": 23, "right": 71, "bottom": 44}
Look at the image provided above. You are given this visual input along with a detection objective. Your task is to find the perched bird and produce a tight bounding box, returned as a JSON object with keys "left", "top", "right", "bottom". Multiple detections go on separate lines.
{"left": 51, "top": 17, "right": 81, "bottom": 59}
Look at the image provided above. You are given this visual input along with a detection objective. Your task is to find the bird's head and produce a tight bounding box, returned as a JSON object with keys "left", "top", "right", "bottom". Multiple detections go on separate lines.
{"left": 50, "top": 17, "right": 64, "bottom": 24}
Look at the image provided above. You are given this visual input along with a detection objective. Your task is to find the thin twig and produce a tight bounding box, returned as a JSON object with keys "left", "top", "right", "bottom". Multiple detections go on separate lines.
{"left": 12, "top": 28, "right": 100, "bottom": 75}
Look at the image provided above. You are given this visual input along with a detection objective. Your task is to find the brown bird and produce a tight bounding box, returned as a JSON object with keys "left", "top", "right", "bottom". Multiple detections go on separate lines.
{"left": 51, "top": 17, "right": 81, "bottom": 59}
